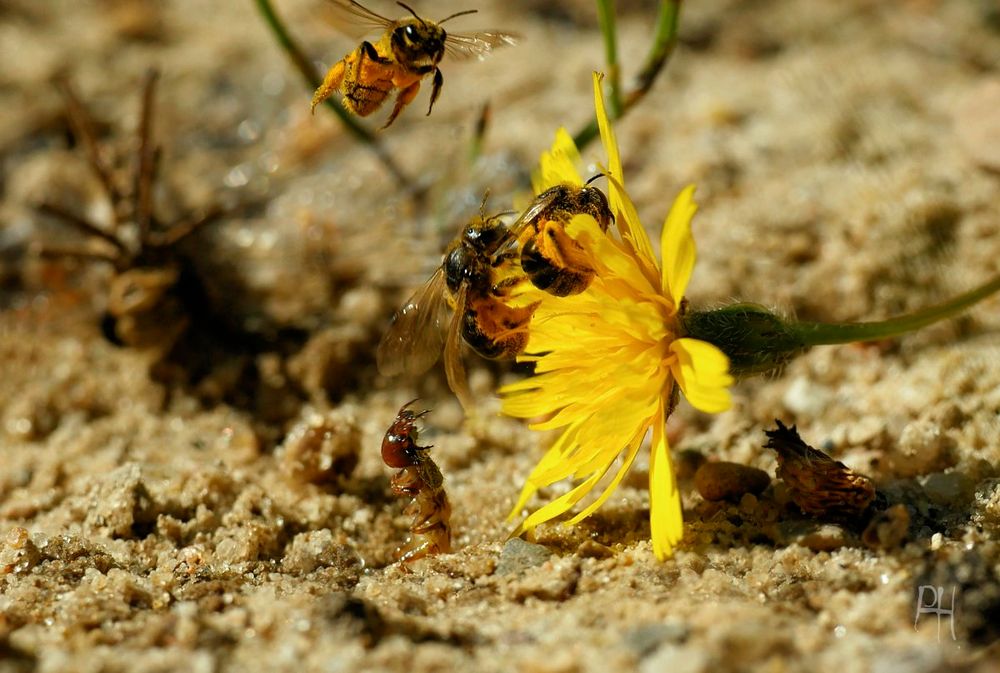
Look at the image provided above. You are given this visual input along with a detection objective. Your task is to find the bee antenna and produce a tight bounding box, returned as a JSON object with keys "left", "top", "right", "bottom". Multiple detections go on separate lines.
{"left": 479, "top": 189, "right": 491, "bottom": 217}
{"left": 585, "top": 173, "right": 607, "bottom": 186}
{"left": 401, "top": 396, "right": 421, "bottom": 410}
{"left": 439, "top": 8, "right": 478, "bottom": 24}
{"left": 414, "top": 409, "right": 432, "bottom": 419}
{"left": 396, "top": 2, "right": 426, "bottom": 26}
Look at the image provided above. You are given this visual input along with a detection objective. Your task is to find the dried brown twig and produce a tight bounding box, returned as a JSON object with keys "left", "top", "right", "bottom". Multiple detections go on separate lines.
{"left": 33, "top": 71, "right": 226, "bottom": 350}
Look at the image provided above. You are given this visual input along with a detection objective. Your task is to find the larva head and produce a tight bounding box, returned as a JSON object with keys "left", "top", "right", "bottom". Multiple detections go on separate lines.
{"left": 381, "top": 399, "right": 429, "bottom": 468}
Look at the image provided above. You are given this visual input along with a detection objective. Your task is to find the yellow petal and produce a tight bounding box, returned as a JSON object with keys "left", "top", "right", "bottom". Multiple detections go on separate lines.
{"left": 532, "top": 127, "right": 584, "bottom": 194}
{"left": 533, "top": 395, "right": 653, "bottom": 485}
{"left": 506, "top": 423, "right": 581, "bottom": 521}
{"left": 525, "top": 439, "right": 580, "bottom": 482}
{"left": 508, "top": 479, "right": 539, "bottom": 523}
{"left": 670, "top": 338, "right": 734, "bottom": 413}
{"left": 649, "top": 402, "right": 682, "bottom": 559}
{"left": 565, "top": 424, "right": 647, "bottom": 525}
{"left": 592, "top": 73, "right": 658, "bottom": 267}
{"left": 509, "top": 470, "right": 603, "bottom": 538}
{"left": 603, "top": 174, "right": 658, "bottom": 279}
{"left": 661, "top": 185, "right": 698, "bottom": 303}
{"left": 593, "top": 72, "right": 624, "bottom": 189}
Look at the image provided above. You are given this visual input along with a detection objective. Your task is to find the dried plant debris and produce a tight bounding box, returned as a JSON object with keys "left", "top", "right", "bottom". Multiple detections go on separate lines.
{"left": 764, "top": 420, "right": 876, "bottom": 520}
{"left": 32, "top": 71, "right": 225, "bottom": 353}
{"left": 380, "top": 401, "right": 452, "bottom": 565}
{"left": 28, "top": 71, "right": 310, "bottom": 427}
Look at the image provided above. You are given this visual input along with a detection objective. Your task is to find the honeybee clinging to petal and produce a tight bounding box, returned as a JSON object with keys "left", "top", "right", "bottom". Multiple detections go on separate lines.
{"left": 507, "top": 180, "right": 615, "bottom": 297}
{"left": 376, "top": 199, "right": 537, "bottom": 410}
{"left": 311, "top": 0, "right": 517, "bottom": 128}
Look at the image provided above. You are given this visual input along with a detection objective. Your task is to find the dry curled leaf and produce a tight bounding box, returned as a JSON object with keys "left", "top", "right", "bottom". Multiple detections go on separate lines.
{"left": 764, "top": 420, "right": 875, "bottom": 519}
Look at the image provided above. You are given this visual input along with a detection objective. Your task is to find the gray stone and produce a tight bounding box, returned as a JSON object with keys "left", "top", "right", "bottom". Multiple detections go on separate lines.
{"left": 624, "top": 622, "right": 690, "bottom": 658}
{"left": 495, "top": 538, "right": 552, "bottom": 575}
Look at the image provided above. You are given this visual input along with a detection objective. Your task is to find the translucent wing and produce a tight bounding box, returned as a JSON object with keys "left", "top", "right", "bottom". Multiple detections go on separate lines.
{"left": 490, "top": 188, "right": 561, "bottom": 264}
{"left": 508, "top": 188, "right": 560, "bottom": 239}
{"left": 444, "top": 30, "right": 519, "bottom": 61}
{"left": 443, "top": 284, "right": 474, "bottom": 412}
{"left": 377, "top": 268, "right": 450, "bottom": 377}
{"left": 322, "top": 0, "right": 394, "bottom": 37}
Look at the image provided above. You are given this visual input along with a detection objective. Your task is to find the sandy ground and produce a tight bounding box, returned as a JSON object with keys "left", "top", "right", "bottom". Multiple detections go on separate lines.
{"left": 1, "top": 1, "right": 1000, "bottom": 671}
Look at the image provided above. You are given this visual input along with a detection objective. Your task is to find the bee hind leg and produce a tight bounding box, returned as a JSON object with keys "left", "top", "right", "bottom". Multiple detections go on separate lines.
{"left": 382, "top": 80, "right": 421, "bottom": 129}
{"left": 427, "top": 68, "right": 443, "bottom": 116}
{"left": 311, "top": 59, "right": 346, "bottom": 114}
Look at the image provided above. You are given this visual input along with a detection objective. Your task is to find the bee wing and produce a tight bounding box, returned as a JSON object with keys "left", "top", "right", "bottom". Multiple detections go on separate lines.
{"left": 509, "top": 188, "right": 560, "bottom": 238}
{"left": 443, "top": 283, "right": 474, "bottom": 412}
{"left": 322, "top": 0, "right": 394, "bottom": 37}
{"left": 377, "top": 268, "right": 450, "bottom": 377}
{"left": 490, "top": 188, "right": 561, "bottom": 263}
{"left": 444, "top": 30, "right": 519, "bottom": 61}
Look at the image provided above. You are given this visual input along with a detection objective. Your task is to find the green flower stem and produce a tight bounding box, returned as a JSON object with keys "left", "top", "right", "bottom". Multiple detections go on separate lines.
{"left": 596, "top": 0, "right": 622, "bottom": 118}
{"left": 793, "top": 274, "right": 1000, "bottom": 346}
{"left": 574, "top": 0, "right": 683, "bottom": 149}
{"left": 626, "top": 0, "right": 682, "bottom": 109}
{"left": 468, "top": 101, "right": 492, "bottom": 164}
{"left": 683, "top": 273, "right": 1000, "bottom": 378}
{"left": 253, "top": 0, "right": 411, "bottom": 188}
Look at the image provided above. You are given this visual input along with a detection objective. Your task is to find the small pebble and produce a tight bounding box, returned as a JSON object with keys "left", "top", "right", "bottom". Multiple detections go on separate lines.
{"left": 921, "top": 471, "right": 972, "bottom": 506}
{"left": 694, "top": 462, "right": 770, "bottom": 502}
{"left": 640, "top": 644, "right": 709, "bottom": 673}
{"left": 496, "top": 538, "right": 552, "bottom": 575}
{"left": 1, "top": 527, "right": 41, "bottom": 575}
{"left": 279, "top": 407, "right": 361, "bottom": 485}
{"left": 281, "top": 530, "right": 361, "bottom": 575}
{"left": 738, "top": 492, "right": 759, "bottom": 515}
{"left": 892, "top": 420, "right": 955, "bottom": 477}
{"left": 624, "top": 622, "right": 690, "bottom": 659}
{"left": 502, "top": 557, "right": 581, "bottom": 602}
{"left": 775, "top": 521, "right": 851, "bottom": 552}
{"left": 798, "top": 524, "right": 851, "bottom": 551}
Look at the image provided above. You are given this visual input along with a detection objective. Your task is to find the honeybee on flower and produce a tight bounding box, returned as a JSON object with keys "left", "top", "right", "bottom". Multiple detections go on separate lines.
{"left": 500, "top": 73, "right": 1000, "bottom": 560}
{"left": 500, "top": 73, "right": 734, "bottom": 560}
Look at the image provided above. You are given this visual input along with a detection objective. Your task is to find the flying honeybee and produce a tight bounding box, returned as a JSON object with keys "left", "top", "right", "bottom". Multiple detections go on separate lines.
{"left": 376, "top": 202, "right": 536, "bottom": 410}
{"left": 311, "top": 1, "right": 517, "bottom": 128}
{"left": 508, "top": 181, "right": 615, "bottom": 296}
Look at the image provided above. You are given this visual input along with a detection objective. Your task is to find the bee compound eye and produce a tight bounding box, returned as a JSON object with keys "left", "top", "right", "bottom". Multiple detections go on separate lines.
{"left": 404, "top": 24, "right": 416, "bottom": 40}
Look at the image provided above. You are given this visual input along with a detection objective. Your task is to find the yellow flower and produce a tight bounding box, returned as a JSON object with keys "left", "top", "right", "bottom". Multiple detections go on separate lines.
{"left": 531, "top": 127, "right": 584, "bottom": 195}
{"left": 501, "top": 73, "right": 734, "bottom": 560}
